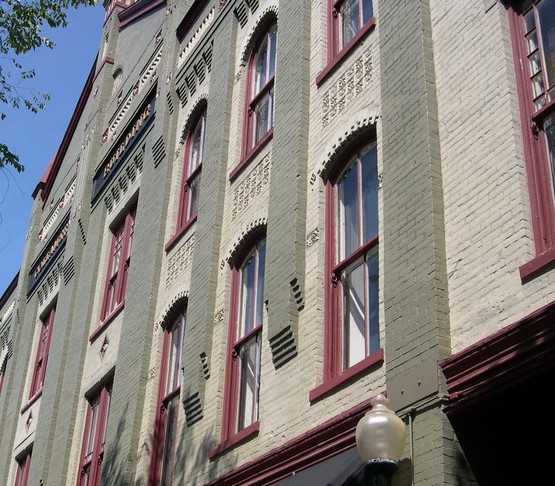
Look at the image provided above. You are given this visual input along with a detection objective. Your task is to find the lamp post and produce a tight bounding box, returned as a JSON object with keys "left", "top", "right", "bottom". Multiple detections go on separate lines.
{"left": 355, "top": 394, "right": 407, "bottom": 486}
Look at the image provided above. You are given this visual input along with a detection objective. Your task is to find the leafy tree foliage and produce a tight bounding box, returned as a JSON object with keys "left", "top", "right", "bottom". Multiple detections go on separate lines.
{"left": 0, "top": 0, "right": 95, "bottom": 172}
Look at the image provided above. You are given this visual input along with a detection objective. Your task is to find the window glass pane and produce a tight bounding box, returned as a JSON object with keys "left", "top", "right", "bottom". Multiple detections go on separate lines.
{"left": 537, "top": 0, "right": 555, "bottom": 88}
{"left": 342, "top": 259, "right": 366, "bottom": 368}
{"left": 362, "top": 0, "right": 373, "bottom": 24}
{"left": 160, "top": 395, "right": 179, "bottom": 486}
{"left": 340, "top": 0, "right": 360, "bottom": 47}
{"left": 255, "top": 241, "right": 266, "bottom": 327}
{"left": 543, "top": 113, "right": 555, "bottom": 200}
{"left": 532, "top": 72, "right": 545, "bottom": 97}
{"left": 240, "top": 254, "right": 256, "bottom": 337}
{"left": 253, "top": 90, "right": 273, "bottom": 145}
{"left": 529, "top": 50, "right": 542, "bottom": 75}
{"left": 338, "top": 161, "right": 359, "bottom": 258}
{"left": 112, "top": 230, "right": 123, "bottom": 275}
{"left": 524, "top": 7, "right": 536, "bottom": 34}
{"left": 237, "top": 336, "right": 260, "bottom": 431}
{"left": 361, "top": 144, "right": 378, "bottom": 241}
{"left": 366, "top": 246, "right": 380, "bottom": 354}
{"left": 526, "top": 30, "right": 538, "bottom": 53}
{"left": 187, "top": 173, "right": 201, "bottom": 220}
{"left": 189, "top": 112, "right": 205, "bottom": 174}
{"left": 254, "top": 35, "right": 269, "bottom": 94}
{"left": 268, "top": 24, "right": 277, "bottom": 78}
{"left": 85, "top": 400, "right": 100, "bottom": 457}
{"left": 166, "top": 314, "right": 185, "bottom": 394}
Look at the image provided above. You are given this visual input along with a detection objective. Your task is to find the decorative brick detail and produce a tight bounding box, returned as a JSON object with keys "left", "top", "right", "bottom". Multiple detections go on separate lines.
{"left": 156, "top": 290, "right": 188, "bottom": 331}
{"left": 147, "top": 366, "right": 157, "bottom": 381}
{"left": 316, "top": 107, "right": 380, "bottom": 181}
{"left": 63, "top": 257, "right": 75, "bottom": 286}
{"left": 322, "top": 48, "right": 373, "bottom": 127}
{"left": 214, "top": 309, "right": 225, "bottom": 325}
{"left": 37, "top": 260, "right": 63, "bottom": 306}
{"left": 239, "top": 4, "right": 278, "bottom": 62}
{"left": 178, "top": 7, "right": 215, "bottom": 67}
{"left": 102, "top": 47, "right": 162, "bottom": 144}
{"left": 305, "top": 227, "right": 320, "bottom": 248}
{"left": 231, "top": 154, "right": 271, "bottom": 220}
{"left": 225, "top": 217, "right": 267, "bottom": 265}
{"left": 38, "top": 176, "right": 76, "bottom": 242}
{"left": 104, "top": 146, "right": 144, "bottom": 213}
{"left": 152, "top": 135, "right": 166, "bottom": 167}
{"left": 183, "top": 392, "right": 203, "bottom": 426}
{"left": 200, "top": 352, "right": 210, "bottom": 379}
{"left": 176, "top": 42, "right": 213, "bottom": 108}
{"left": 268, "top": 325, "right": 297, "bottom": 369}
{"left": 165, "top": 235, "right": 195, "bottom": 287}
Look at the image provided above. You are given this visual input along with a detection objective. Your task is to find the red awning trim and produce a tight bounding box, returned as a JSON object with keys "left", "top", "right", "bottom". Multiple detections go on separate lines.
{"left": 440, "top": 299, "right": 555, "bottom": 416}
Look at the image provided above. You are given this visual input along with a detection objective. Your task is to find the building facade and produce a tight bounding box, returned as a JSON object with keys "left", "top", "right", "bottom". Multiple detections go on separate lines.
{"left": 1, "top": 0, "right": 554, "bottom": 485}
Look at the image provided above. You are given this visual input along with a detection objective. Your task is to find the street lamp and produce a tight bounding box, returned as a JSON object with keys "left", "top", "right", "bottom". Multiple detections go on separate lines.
{"left": 355, "top": 393, "right": 407, "bottom": 486}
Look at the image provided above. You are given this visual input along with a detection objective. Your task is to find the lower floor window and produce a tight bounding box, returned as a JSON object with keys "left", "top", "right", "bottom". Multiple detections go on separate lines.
{"left": 14, "top": 451, "right": 32, "bottom": 486}
{"left": 77, "top": 383, "right": 112, "bottom": 486}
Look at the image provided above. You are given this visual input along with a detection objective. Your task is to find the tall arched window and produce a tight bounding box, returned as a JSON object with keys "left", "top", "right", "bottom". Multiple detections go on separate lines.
{"left": 216, "top": 237, "right": 266, "bottom": 453}
{"left": 178, "top": 109, "right": 206, "bottom": 231}
{"left": 243, "top": 23, "right": 277, "bottom": 157}
{"left": 310, "top": 138, "right": 382, "bottom": 401}
{"left": 149, "top": 307, "right": 186, "bottom": 486}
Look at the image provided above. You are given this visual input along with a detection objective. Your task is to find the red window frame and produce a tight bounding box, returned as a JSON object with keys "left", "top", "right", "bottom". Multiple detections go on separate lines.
{"left": 310, "top": 141, "right": 383, "bottom": 401}
{"left": 219, "top": 238, "right": 266, "bottom": 451}
{"left": 29, "top": 306, "right": 55, "bottom": 398}
{"left": 76, "top": 383, "right": 111, "bottom": 486}
{"left": 148, "top": 308, "right": 186, "bottom": 486}
{"left": 14, "top": 451, "right": 32, "bottom": 486}
{"left": 241, "top": 23, "right": 277, "bottom": 161}
{"left": 316, "top": 0, "right": 376, "bottom": 86}
{"left": 0, "top": 361, "right": 6, "bottom": 396}
{"left": 101, "top": 207, "right": 136, "bottom": 322}
{"left": 330, "top": 0, "right": 373, "bottom": 57}
{"left": 177, "top": 109, "right": 206, "bottom": 232}
{"left": 509, "top": 0, "right": 555, "bottom": 279}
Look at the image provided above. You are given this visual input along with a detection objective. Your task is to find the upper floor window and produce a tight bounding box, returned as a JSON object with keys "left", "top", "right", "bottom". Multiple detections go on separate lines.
{"left": 509, "top": 0, "right": 555, "bottom": 278}
{"left": 178, "top": 109, "right": 206, "bottom": 231}
{"left": 310, "top": 140, "right": 382, "bottom": 401}
{"left": 29, "top": 306, "right": 55, "bottom": 398}
{"left": 149, "top": 308, "right": 186, "bottom": 486}
{"left": 243, "top": 23, "right": 277, "bottom": 157}
{"left": 14, "top": 451, "right": 32, "bottom": 486}
{"left": 77, "top": 383, "right": 112, "bottom": 486}
{"left": 331, "top": 0, "right": 373, "bottom": 56}
{"left": 101, "top": 207, "right": 136, "bottom": 321}
{"left": 222, "top": 238, "right": 266, "bottom": 445}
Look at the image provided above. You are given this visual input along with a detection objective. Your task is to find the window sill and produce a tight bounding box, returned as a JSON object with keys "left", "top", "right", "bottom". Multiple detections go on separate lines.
{"left": 229, "top": 130, "right": 273, "bottom": 182}
{"left": 21, "top": 389, "right": 43, "bottom": 414}
{"left": 164, "top": 215, "right": 197, "bottom": 252}
{"left": 309, "top": 349, "right": 384, "bottom": 403}
{"left": 316, "top": 18, "right": 376, "bottom": 87}
{"left": 208, "top": 421, "right": 260, "bottom": 459}
{"left": 90, "top": 302, "right": 125, "bottom": 342}
{"left": 520, "top": 246, "right": 555, "bottom": 281}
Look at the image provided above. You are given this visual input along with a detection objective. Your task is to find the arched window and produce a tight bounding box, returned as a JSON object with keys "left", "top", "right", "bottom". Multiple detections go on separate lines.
{"left": 178, "top": 109, "right": 206, "bottom": 231}
{"left": 149, "top": 307, "right": 186, "bottom": 486}
{"left": 243, "top": 23, "right": 277, "bottom": 156}
{"left": 218, "top": 237, "right": 266, "bottom": 450}
{"left": 311, "top": 138, "right": 382, "bottom": 400}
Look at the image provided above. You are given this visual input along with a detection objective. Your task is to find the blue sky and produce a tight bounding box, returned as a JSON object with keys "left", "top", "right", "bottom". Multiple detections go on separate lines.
{"left": 0, "top": 2, "right": 105, "bottom": 293}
